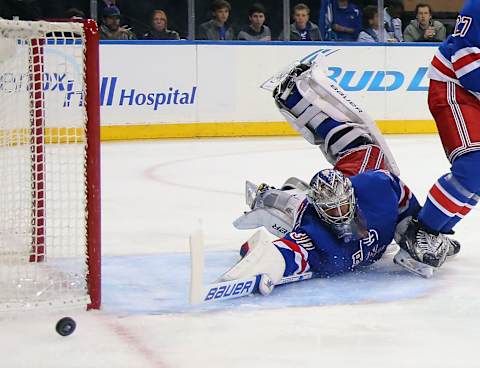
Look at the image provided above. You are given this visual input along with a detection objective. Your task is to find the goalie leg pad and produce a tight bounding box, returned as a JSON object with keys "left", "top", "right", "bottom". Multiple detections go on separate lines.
{"left": 218, "top": 229, "right": 286, "bottom": 285}
{"left": 273, "top": 58, "right": 399, "bottom": 175}
{"left": 276, "top": 74, "right": 375, "bottom": 165}
{"left": 278, "top": 95, "right": 373, "bottom": 163}
{"left": 322, "top": 122, "right": 373, "bottom": 163}
{"left": 298, "top": 59, "right": 399, "bottom": 175}
{"left": 277, "top": 103, "right": 330, "bottom": 145}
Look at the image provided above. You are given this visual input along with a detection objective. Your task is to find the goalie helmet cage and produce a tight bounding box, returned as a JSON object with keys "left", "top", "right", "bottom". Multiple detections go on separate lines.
{"left": 0, "top": 19, "right": 101, "bottom": 310}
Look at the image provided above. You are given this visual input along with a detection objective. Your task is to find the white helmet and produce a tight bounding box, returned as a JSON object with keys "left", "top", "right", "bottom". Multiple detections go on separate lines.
{"left": 307, "top": 169, "right": 358, "bottom": 239}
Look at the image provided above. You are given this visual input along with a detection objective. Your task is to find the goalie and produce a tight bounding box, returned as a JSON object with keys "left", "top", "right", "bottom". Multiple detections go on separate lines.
{"left": 218, "top": 57, "right": 460, "bottom": 290}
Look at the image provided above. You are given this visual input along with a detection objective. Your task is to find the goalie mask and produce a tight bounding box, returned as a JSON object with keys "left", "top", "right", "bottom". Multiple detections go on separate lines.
{"left": 307, "top": 169, "right": 365, "bottom": 242}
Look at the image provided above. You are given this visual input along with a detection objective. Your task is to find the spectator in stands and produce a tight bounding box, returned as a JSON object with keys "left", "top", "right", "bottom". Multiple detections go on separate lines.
{"left": 100, "top": 0, "right": 116, "bottom": 7}
{"left": 65, "top": 8, "right": 85, "bottom": 19}
{"left": 99, "top": 6, "right": 136, "bottom": 40}
{"left": 319, "top": 0, "right": 361, "bottom": 41}
{"left": 143, "top": 10, "right": 180, "bottom": 40}
{"left": 357, "top": 5, "right": 390, "bottom": 42}
{"left": 278, "top": 3, "right": 321, "bottom": 41}
{"left": 237, "top": 3, "right": 271, "bottom": 41}
{"left": 98, "top": 0, "right": 117, "bottom": 16}
{"left": 0, "top": 0, "right": 42, "bottom": 20}
{"left": 36, "top": 0, "right": 90, "bottom": 20}
{"left": 384, "top": 0, "right": 403, "bottom": 42}
{"left": 198, "top": 0, "right": 235, "bottom": 40}
{"left": 403, "top": 4, "right": 446, "bottom": 42}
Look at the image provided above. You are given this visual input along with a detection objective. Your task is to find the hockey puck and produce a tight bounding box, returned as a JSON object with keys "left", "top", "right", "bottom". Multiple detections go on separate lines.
{"left": 55, "top": 317, "right": 76, "bottom": 337}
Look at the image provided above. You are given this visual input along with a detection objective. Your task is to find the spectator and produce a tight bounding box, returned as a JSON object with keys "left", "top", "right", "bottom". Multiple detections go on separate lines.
{"left": 143, "top": 10, "right": 180, "bottom": 40}
{"left": 100, "top": 0, "right": 116, "bottom": 7}
{"left": 99, "top": 6, "right": 136, "bottom": 40}
{"left": 0, "top": 0, "right": 42, "bottom": 20}
{"left": 384, "top": 0, "right": 404, "bottom": 42}
{"left": 278, "top": 3, "right": 321, "bottom": 41}
{"left": 65, "top": 8, "right": 85, "bottom": 19}
{"left": 403, "top": 4, "right": 446, "bottom": 42}
{"left": 319, "top": 0, "right": 361, "bottom": 41}
{"left": 357, "top": 5, "right": 390, "bottom": 42}
{"left": 98, "top": 0, "right": 117, "bottom": 16}
{"left": 198, "top": 0, "right": 235, "bottom": 40}
{"left": 39, "top": 1, "right": 90, "bottom": 19}
{"left": 237, "top": 3, "right": 271, "bottom": 41}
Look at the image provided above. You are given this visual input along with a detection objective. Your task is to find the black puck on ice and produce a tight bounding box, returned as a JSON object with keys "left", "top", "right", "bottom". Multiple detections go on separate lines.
{"left": 55, "top": 317, "right": 76, "bottom": 337}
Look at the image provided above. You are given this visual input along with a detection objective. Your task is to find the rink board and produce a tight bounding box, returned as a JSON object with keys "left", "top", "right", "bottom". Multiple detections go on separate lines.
{"left": 30, "top": 41, "right": 441, "bottom": 139}
{"left": 99, "top": 120, "right": 438, "bottom": 140}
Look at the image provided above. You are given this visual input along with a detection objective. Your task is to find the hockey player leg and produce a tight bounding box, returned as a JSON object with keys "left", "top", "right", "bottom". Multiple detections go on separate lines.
{"left": 191, "top": 229, "right": 313, "bottom": 303}
{"left": 273, "top": 63, "right": 373, "bottom": 164}
{"left": 217, "top": 229, "right": 286, "bottom": 294}
{"left": 416, "top": 154, "right": 480, "bottom": 235}
{"left": 399, "top": 152, "right": 480, "bottom": 274}
{"left": 271, "top": 56, "right": 399, "bottom": 175}
{"left": 394, "top": 81, "right": 480, "bottom": 276}
{"left": 334, "top": 145, "right": 386, "bottom": 177}
{"left": 392, "top": 156, "right": 480, "bottom": 276}
{"left": 422, "top": 81, "right": 480, "bottom": 233}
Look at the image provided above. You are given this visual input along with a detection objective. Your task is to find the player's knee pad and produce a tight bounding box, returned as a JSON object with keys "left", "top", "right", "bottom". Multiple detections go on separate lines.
{"left": 218, "top": 229, "right": 286, "bottom": 284}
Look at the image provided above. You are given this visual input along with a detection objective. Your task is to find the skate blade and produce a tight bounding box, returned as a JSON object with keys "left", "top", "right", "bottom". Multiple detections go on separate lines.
{"left": 393, "top": 249, "right": 435, "bottom": 279}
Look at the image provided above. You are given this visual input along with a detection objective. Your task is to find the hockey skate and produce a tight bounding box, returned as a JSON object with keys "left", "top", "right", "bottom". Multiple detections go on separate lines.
{"left": 445, "top": 236, "right": 461, "bottom": 257}
{"left": 394, "top": 217, "right": 450, "bottom": 278}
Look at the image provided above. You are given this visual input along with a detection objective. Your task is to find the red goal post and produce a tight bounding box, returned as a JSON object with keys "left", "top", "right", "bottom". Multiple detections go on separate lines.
{"left": 0, "top": 19, "right": 101, "bottom": 310}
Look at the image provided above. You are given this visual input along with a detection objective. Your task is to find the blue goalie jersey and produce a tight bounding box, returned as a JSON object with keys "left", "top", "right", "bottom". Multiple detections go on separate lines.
{"left": 273, "top": 170, "right": 419, "bottom": 277}
{"left": 429, "top": 0, "right": 480, "bottom": 95}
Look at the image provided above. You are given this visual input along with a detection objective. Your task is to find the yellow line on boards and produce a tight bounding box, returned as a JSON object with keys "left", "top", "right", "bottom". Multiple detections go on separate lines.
{"left": 100, "top": 120, "right": 438, "bottom": 141}
{"left": 0, "top": 121, "right": 438, "bottom": 144}
{"left": 0, "top": 128, "right": 85, "bottom": 144}
{"left": 376, "top": 120, "right": 437, "bottom": 134}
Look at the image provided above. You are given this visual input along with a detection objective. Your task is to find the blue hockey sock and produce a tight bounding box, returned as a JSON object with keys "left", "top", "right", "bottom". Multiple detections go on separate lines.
{"left": 439, "top": 191, "right": 479, "bottom": 233}
{"left": 418, "top": 151, "right": 480, "bottom": 233}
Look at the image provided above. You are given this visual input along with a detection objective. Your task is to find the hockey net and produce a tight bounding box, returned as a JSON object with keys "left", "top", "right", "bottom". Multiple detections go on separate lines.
{"left": 0, "top": 19, "right": 100, "bottom": 310}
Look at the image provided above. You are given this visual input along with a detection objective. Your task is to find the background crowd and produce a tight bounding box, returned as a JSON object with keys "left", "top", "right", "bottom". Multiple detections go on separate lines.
{"left": 0, "top": 0, "right": 460, "bottom": 42}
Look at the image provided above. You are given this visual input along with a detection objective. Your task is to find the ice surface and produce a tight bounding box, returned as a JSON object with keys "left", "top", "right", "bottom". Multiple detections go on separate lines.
{"left": 2, "top": 135, "right": 480, "bottom": 368}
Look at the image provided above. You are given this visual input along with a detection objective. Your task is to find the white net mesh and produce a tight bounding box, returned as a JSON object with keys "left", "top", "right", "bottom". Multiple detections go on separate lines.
{"left": 0, "top": 20, "right": 91, "bottom": 310}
